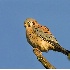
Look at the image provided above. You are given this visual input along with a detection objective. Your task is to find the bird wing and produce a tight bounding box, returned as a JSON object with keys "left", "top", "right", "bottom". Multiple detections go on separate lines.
{"left": 33, "top": 26, "right": 58, "bottom": 44}
{"left": 32, "top": 26, "right": 69, "bottom": 55}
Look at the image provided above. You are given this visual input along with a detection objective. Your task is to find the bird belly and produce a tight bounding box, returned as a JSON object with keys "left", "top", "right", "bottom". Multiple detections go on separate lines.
{"left": 27, "top": 34, "right": 52, "bottom": 52}
{"left": 26, "top": 29, "right": 54, "bottom": 52}
{"left": 39, "top": 40, "right": 52, "bottom": 52}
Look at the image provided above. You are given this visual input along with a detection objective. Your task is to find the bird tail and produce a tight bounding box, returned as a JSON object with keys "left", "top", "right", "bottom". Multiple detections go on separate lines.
{"left": 53, "top": 43, "right": 70, "bottom": 60}
{"left": 67, "top": 50, "right": 70, "bottom": 60}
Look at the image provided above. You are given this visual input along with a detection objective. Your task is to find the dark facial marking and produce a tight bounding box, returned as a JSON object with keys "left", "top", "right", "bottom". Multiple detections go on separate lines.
{"left": 32, "top": 21, "right": 35, "bottom": 25}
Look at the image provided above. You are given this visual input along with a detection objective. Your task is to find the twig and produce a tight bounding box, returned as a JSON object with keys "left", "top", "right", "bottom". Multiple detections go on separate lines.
{"left": 33, "top": 48, "right": 56, "bottom": 69}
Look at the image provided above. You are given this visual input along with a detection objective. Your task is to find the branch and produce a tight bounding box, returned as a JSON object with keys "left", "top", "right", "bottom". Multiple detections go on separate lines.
{"left": 33, "top": 48, "right": 56, "bottom": 69}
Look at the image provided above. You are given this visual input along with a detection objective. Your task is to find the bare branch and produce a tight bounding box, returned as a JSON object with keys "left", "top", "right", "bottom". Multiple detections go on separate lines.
{"left": 33, "top": 48, "right": 56, "bottom": 69}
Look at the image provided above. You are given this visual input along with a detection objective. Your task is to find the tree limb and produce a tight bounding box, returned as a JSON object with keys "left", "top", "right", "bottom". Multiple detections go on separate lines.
{"left": 33, "top": 48, "right": 56, "bottom": 69}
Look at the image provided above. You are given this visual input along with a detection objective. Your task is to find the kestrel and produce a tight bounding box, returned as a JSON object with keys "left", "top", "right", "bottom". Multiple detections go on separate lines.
{"left": 24, "top": 18, "right": 70, "bottom": 59}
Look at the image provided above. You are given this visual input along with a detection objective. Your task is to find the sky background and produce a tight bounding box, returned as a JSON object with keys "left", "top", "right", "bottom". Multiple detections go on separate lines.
{"left": 0, "top": 0, "right": 70, "bottom": 69}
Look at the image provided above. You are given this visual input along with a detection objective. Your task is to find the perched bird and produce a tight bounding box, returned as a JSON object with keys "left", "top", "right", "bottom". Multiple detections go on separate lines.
{"left": 24, "top": 18, "right": 70, "bottom": 59}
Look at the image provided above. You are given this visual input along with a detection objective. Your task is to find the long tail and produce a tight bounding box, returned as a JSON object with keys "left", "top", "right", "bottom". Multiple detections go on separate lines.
{"left": 53, "top": 43, "right": 70, "bottom": 60}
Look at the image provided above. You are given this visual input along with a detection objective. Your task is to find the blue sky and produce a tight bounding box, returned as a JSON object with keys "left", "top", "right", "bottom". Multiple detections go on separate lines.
{"left": 0, "top": 0, "right": 70, "bottom": 69}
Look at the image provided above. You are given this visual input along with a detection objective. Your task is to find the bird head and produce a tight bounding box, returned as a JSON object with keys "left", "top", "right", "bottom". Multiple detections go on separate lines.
{"left": 24, "top": 18, "right": 37, "bottom": 28}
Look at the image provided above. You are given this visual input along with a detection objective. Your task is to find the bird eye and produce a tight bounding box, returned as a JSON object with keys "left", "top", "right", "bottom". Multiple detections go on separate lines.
{"left": 27, "top": 21, "right": 31, "bottom": 27}
{"left": 32, "top": 21, "right": 35, "bottom": 25}
{"left": 27, "top": 21, "right": 34, "bottom": 27}
{"left": 27, "top": 21, "right": 31, "bottom": 24}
